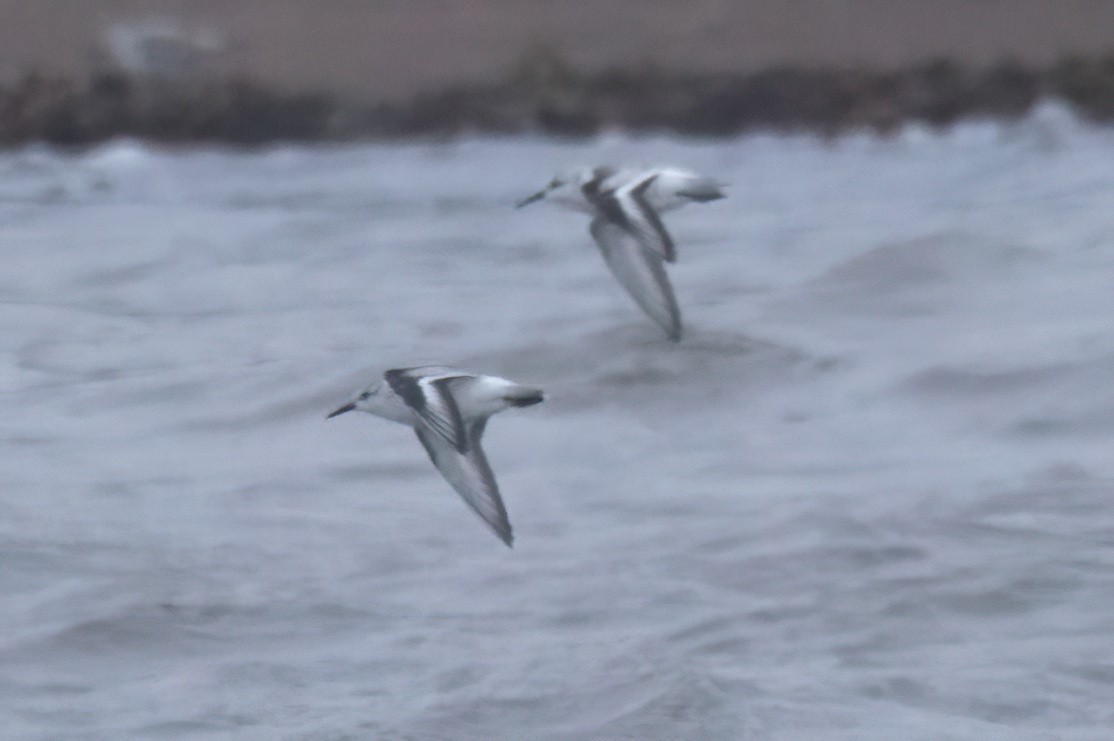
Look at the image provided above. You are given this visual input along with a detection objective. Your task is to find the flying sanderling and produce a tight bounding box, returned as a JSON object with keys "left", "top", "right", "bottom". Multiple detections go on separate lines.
{"left": 327, "top": 366, "right": 544, "bottom": 547}
{"left": 517, "top": 166, "right": 724, "bottom": 341}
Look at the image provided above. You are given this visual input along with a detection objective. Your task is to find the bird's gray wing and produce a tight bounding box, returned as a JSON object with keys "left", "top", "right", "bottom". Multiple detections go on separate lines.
{"left": 414, "top": 424, "right": 513, "bottom": 547}
{"left": 386, "top": 369, "right": 469, "bottom": 453}
{"left": 619, "top": 174, "right": 677, "bottom": 262}
{"left": 589, "top": 216, "right": 682, "bottom": 341}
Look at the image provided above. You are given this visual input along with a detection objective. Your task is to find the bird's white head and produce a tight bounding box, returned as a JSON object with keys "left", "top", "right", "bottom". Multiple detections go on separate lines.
{"left": 516, "top": 167, "right": 613, "bottom": 210}
{"left": 327, "top": 382, "right": 385, "bottom": 418}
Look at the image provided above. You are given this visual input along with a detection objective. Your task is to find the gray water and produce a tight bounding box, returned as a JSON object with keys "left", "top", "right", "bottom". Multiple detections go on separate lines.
{"left": 2, "top": 109, "right": 1113, "bottom": 739}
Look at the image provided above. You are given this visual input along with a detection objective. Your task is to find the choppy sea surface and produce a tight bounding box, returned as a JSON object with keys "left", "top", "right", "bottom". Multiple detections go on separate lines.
{"left": 2, "top": 106, "right": 1113, "bottom": 739}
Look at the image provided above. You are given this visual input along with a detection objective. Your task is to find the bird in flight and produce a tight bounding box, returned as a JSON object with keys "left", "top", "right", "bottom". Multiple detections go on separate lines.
{"left": 327, "top": 366, "right": 544, "bottom": 547}
{"left": 518, "top": 166, "right": 724, "bottom": 341}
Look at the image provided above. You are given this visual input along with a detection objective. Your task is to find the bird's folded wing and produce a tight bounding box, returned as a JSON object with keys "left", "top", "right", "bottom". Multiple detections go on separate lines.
{"left": 590, "top": 216, "right": 682, "bottom": 341}
{"left": 386, "top": 369, "right": 469, "bottom": 453}
{"left": 415, "top": 425, "right": 513, "bottom": 547}
{"left": 419, "top": 377, "right": 470, "bottom": 452}
{"left": 617, "top": 174, "right": 677, "bottom": 263}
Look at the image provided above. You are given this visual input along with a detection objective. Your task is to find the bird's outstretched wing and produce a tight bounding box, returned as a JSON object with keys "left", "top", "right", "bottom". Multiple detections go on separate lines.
{"left": 414, "top": 421, "right": 513, "bottom": 547}
{"left": 385, "top": 369, "right": 469, "bottom": 453}
{"left": 615, "top": 174, "right": 677, "bottom": 262}
{"left": 589, "top": 216, "right": 682, "bottom": 341}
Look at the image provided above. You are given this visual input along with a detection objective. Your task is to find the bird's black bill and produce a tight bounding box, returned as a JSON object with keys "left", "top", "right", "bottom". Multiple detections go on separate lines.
{"left": 326, "top": 402, "right": 356, "bottom": 419}
{"left": 516, "top": 190, "right": 546, "bottom": 208}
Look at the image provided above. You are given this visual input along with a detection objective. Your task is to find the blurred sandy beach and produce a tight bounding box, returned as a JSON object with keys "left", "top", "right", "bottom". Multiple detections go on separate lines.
{"left": 2, "top": 0, "right": 1113, "bottom": 100}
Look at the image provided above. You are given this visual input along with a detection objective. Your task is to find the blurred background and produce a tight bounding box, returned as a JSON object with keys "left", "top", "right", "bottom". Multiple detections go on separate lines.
{"left": 3, "top": 0, "right": 1114, "bottom": 142}
{"left": 3, "top": 3, "right": 1114, "bottom": 740}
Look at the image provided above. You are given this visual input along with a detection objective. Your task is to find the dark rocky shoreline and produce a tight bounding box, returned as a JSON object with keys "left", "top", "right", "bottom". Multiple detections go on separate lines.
{"left": 3, "top": 53, "right": 1114, "bottom": 146}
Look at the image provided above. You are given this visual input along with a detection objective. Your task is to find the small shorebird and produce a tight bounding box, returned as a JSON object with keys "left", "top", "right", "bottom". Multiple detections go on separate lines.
{"left": 518, "top": 166, "right": 724, "bottom": 341}
{"left": 328, "top": 366, "right": 544, "bottom": 547}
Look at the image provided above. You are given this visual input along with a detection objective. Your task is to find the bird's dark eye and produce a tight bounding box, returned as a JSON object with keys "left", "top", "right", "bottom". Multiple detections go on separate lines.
{"left": 549, "top": 178, "right": 562, "bottom": 188}
{"left": 359, "top": 391, "right": 371, "bottom": 400}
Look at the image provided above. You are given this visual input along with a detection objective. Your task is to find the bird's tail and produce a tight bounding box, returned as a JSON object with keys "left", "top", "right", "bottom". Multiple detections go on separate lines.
{"left": 678, "top": 177, "right": 726, "bottom": 202}
{"left": 503, "top": 386, "right": 544, "bottom": 407}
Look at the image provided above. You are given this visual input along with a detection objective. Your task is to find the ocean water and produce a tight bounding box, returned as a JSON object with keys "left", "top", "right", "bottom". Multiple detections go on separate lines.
{"left": 2, "top": 108, "right": 1113, "bottom": 739}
